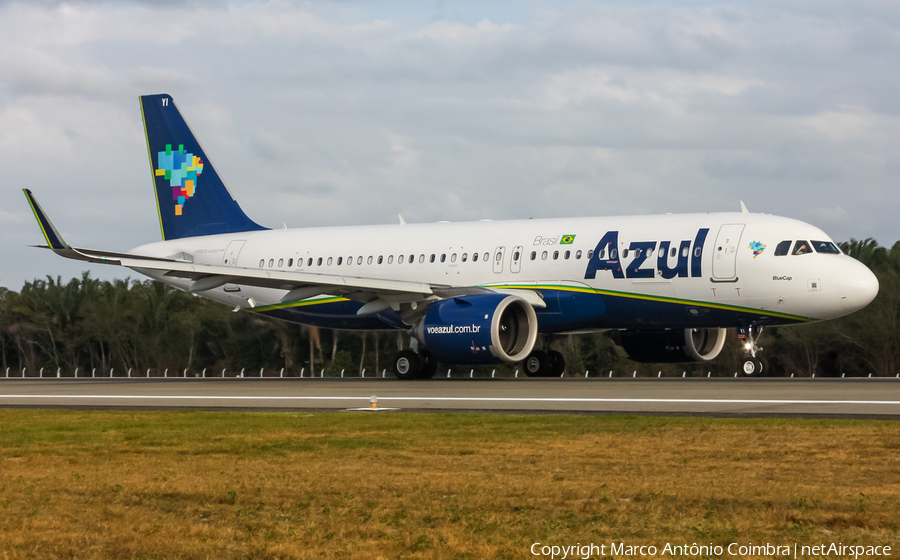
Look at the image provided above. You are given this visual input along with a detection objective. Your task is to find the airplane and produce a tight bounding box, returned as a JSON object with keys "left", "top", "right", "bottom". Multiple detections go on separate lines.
{"left": 24, "top": 93, "right": 880, "bottom": 379}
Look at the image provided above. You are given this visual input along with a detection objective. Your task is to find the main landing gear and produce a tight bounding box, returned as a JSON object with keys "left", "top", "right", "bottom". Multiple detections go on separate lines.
{"left": 392, "top": 349, "right": 438, "bottom": 380}
{"left": 523, "top": 349, "right": 565, "bottom": 377}
{"left": 738, "top": 325, "right": 768, "bottom": 377}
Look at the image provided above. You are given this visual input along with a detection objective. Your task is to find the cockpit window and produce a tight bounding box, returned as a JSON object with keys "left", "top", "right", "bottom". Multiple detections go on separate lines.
{"left": 774, "top": 240, "right": 791, "bottom": 256}
{"left": 792, "top": 240, "right": 813, "bottom": 255}
{"left": 811, "top": 240, "right": 840, "bottom": 254}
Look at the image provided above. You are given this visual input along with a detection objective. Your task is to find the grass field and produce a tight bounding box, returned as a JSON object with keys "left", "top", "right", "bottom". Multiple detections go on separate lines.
{"left": 0, "top": 411, "right": 898, "bottom": 559}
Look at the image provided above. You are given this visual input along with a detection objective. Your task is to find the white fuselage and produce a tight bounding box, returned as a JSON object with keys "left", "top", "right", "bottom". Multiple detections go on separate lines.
{"left": 130, "top": 211, "right": 878, "bottom": 331}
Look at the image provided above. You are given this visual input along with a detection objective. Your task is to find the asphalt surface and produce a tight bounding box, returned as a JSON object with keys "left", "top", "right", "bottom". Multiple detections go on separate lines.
{"left": 0, "top": 377, "right": 899, "bottom": 418}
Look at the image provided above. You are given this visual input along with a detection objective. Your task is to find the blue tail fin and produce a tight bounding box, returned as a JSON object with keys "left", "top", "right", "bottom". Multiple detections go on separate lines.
{"left": 140, "top": 94, "right": 267, "bottom": 240}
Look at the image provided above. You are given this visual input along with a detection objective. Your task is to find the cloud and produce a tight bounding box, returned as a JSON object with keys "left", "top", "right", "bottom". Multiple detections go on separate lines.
{"left": 2, "top": 0, "right": 900, "bottom": 288}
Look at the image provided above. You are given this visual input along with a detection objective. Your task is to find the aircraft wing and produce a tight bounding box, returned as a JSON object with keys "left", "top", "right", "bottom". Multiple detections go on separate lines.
{"left": 25, "top": 189, "right": 436, "bottom": 301}
{"left": 23, "top": 188, "right": 550, "bottom": 315}
{"left": 25, "top": 189, "right": 527, "bottom": 313}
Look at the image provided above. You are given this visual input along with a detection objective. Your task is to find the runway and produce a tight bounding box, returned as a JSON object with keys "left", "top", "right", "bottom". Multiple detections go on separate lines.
{"left": 0, "top": 377, "right": 899, "bottom": 417}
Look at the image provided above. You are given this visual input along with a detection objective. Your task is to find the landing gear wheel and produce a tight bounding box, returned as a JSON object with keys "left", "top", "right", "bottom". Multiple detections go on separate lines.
{"left": 741, "top": 357, "right": 763, "bottom": 377}
{"left": 523, "top": 350, "right": 552, "bottom": 377}
{"left": 548, "top": 350, "right": 566, "bottom": 377}
{"left": 393, "top": 350, "right": 422, "bottom": 380}
{"left": 419, "top": 350, "right": 438, "bottom": 379}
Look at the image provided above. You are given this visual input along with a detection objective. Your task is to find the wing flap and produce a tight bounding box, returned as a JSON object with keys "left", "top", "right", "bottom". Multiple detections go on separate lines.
{"left": 119, "top": 257, "right": 437, "bottom": 297}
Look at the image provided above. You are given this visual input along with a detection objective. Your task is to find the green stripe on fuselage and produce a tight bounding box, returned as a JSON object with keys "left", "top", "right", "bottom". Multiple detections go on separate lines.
{"left": 486, "top": 283, "right": 813, "bottom": 323}
{"left": 251, "top": 296, "right": 350, "bottom": 313}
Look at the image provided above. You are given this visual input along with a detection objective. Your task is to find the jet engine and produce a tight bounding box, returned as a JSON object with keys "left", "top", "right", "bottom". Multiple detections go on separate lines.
{"left": 414, "top": 294, "right": 538, "bottom": 364}
{"left": 617, "top": 327, "right": 727, "bottom": 363}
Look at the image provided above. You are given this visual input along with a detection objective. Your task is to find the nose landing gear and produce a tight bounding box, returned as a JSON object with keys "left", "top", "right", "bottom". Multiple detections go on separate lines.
{"left": 738, "top": 325, "right": 767, "bottom": 377}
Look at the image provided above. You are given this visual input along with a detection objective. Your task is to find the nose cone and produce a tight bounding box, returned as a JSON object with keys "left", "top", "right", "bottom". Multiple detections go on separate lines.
{"left": 840, "top": 258, "right": 879, "bottom": 314}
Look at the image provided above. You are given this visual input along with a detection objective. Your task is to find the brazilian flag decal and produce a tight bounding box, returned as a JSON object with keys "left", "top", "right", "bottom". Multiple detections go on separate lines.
{"left": 560, "top": 234, "right": 576, "bottom": 245}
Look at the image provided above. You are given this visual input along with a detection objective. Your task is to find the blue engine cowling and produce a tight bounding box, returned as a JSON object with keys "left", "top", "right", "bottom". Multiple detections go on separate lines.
{"left": 414, "top": 294, "right": 538, "bottom": 364}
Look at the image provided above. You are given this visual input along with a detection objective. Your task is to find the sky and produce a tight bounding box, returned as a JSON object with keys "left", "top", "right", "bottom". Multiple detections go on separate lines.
{"left": 2, "top": 0, "right": 899, "bottom": 289}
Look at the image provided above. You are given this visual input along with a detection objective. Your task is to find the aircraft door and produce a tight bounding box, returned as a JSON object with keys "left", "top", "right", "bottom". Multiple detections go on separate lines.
{"left": 510, "top": 246, "right": 523, "bottom": 273}
{"left": 222, "top": 240, "right": 246, "bottom": 267}
{"left": 492, "top": 246, "right": 506, "bottom": 274}
{"left": 712, "top": 224, "right": 744, "bottom": 280}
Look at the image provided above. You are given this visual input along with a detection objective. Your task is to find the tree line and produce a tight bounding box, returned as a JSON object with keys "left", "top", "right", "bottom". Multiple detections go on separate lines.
{"left": 1, "top": 239, "right": 897, "bottom": 377}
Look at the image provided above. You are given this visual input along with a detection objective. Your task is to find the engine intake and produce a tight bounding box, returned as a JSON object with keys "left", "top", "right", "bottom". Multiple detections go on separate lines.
{"left": 414, "top": 294, "right": 538, "bottom": 364}
{"left": 618, "top": 328, "right": 727, "bottom": 363}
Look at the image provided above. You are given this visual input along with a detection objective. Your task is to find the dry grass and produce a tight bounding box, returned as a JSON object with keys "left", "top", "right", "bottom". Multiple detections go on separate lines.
{"left": 0, "top": 411, "right": 898, "bottom": 559}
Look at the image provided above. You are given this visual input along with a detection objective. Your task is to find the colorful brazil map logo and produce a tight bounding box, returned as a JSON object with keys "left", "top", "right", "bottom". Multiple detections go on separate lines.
{"left": 748, "top": 241, "right": 765, "bottom": 258}
{"left": 155, "top": 144, "right": 203, "bottom": 216}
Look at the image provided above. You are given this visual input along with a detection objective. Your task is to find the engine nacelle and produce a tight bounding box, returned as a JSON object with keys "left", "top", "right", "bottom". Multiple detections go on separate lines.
{"left": 414, "top": 294, "right": 538, "bottom": 364}
{"left": 618, "top": 328, "right": 727, "bottom": 363}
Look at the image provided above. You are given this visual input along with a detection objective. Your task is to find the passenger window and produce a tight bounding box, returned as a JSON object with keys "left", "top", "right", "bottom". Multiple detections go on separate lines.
{"left": 451, "top": 253, "right": 457, "bottom": 262}
{"left": 278, "top": 258, "right": 284, "bottom": 267}
{"left": 530, "top": 251, "right": 537, "bottom": 260}
{"left": 409, "top": 254, "right": 414, "bottom": 264}
{"left": 473, "top": 253, "right": 479, "bottom": 262}
{"left": 793, "top": 241, "right": 812, "bottom": 255}
{"left": 317, "top": 257, "right": 323, "bottom": 266}
{"left": 774, "top": 241, "right": 791, "bottom": 256}
{"left": 564, "top": 250, "right": 570, "bottom": 259}
{"left": 495, "top": 251, "right": 502, "bottom": 262}
{"left": 419, "top": 254, "right": 425, "bottom": 263}
{"left": 429, "top": 254, "right": 435, "bottom": 263}
{"left": 610, "top": 249, "right": 617, "bottom": 259}
{"left": 306, "top": 258, "right": 312, "bottom": 266}
{"left": 575, "top": 250, "right": 582, "bottom": 259}
{"left": 541, "top": 251, "right": 548, "bottom": 260}
{"left": 337, "top": 257, "right": 343, "bottom": 265}
{"left": 268, "top": 259, "right": 274, "bottom": 267}
{"left": 483, "top": 252, "right": 489, "bottom": 262}
{"left": 623, "top": 249, "right": 629, "bottom": 258}
{"left": 377, "top": 256, "right": 383, "bottom": 264}
{"left": 462, "top": 253, "right": 468, "bottom": 262}
{"left": 327, "top": 257, "right": 333, "bottom": 266}
{"left": 512, "top": 251, "right": 519, "bottom": 261}
{"left": 670, "top": 247, "right": 676, "bottom": 258}
{"left": 681, "top": 247, "right": 688, "bottom": 258}
{"left": 812, "top": 240, "right": 840, "bottom": 254}
{"left": 553, "top": 251, "right": 559, "bottom": 260}
{"left": 388, "top": 255, "right": 394, "bottom": 264}
{"left": 259, "top": 259, "right": 264, "bottom": 268}
{"left": 367, "top": 256, "right": 373, "bottom": 265}
{"left": 646, "top": 248, "right": 653, "bottom": 258}
{"left": 398, "top": 254, "right": 404, "bottom": 264}
{"left": 440, "top": 254, "right": 446, "bottom": 263}
{"left": 357, "top": 256, "right": 363, "bottom": 265}
{"left": 288, "top": 258, "right": 293, "bottom": 267}
{"left": 693, "top": 247, "right": 701, "bottom": 257}
{"left": 599, "top": 248, "right": 605, "bottom": 259}
{"left": 587, "top": 250, "right": 594, "bottom": 259}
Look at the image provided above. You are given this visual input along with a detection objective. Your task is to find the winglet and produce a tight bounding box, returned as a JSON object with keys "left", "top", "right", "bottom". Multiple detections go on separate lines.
{"left": 740, "top": 201, "right": 749, "bottom": 214}
{"left": 23, "top": 189, "right": 71, "bottom": 251}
